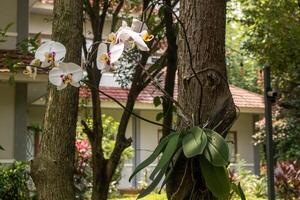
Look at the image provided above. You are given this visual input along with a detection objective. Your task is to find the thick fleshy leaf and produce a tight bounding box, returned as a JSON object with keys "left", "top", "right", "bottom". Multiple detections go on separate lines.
{"left": 182, "top": 127, "right": 207, "bottom": 158}
{"left": 96, "top": 43, "right": 108, "bottom": 70}
{"left": 129, "top": 132, "right": 177, "bottom": 182}
{"left": 0, "top": 145, "right": 4, "bottom": 151}
{"left": 131, "top": 18, "right": 148, "bottom": 32}
{"left": 35, "top": 41, "right": 66, "bottom": 62}
{"left": 200, "top": 157, "right": 230, "bottom": 199}
{"left": 137, "top": 165, "right": 168, "bottom": 199}
{"left": 153, "top": 96, "right": 161, "bottom": 107}
{"left": 109, "top": 43, "right": 124, "bottom": 63}
{"left": 49, "top": 67, "right": 63, "bottom": 86}
{"left": 203, "top": 129, "right": 229, "bottom": 166}
{"left": 149, "top": 133, "right": 180, "bottom": 180}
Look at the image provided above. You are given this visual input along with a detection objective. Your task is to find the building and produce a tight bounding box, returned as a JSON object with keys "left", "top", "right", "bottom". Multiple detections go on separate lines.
{"left": 0, "top": 0, "right": 264, "bottom": 189}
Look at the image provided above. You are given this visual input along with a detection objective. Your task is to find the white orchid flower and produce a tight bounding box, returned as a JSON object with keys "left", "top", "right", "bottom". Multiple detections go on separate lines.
{"left": 115, "top": 19, "right": 154, "bottom": 51}
{"left": 96, "top": 43, "right": 125, "bottom": 71}
{"left": 23, "top": 59, "right": 40, "bottom": 79}
{"left": 35, "top": 41, "right": 66, "bottom": 68}
{"left": 49, "top": 62, "right": 84, "bottom": 90}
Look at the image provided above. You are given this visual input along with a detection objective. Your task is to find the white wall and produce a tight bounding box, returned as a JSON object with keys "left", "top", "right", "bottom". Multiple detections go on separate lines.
{"left": 0, "top": 0, "right": 17, "bottom": 49}
{"left": 0, "top": 82, "right": 15, "bottom": 160}
{"left": 231, "top": 113, "right": 254, "bottom": 164}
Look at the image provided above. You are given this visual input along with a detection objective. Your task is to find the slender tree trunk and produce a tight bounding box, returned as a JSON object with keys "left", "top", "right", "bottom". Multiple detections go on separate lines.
{"left": 166, "top": 0, "right": 236, "bottom": 199}
{"left": 162, "top": 0, "right": 178, "bottom": 138}
{"left": 31, "top": 0, "right": 83, "bottom": 199}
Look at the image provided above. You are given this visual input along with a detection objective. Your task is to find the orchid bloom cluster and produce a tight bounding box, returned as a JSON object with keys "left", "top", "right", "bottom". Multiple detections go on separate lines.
{"left": 24, "top": 19, "right": 153, "bottom": 90}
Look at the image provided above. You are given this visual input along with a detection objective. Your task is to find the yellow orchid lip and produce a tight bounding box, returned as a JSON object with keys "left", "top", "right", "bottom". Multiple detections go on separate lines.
{"left": 141, "top": 31, "right": 154, "bottom": 42}
{"left": 44, "top": 52, "right": 56, "bottom": 62}
{"left": 107, "top": 33, "right": 117, "bottom": 44}
{"left": 99, "top": 53, "right": 111, "bottom": 65}
{"left": 61, "top": 73, "right": 73, "bottom": 84}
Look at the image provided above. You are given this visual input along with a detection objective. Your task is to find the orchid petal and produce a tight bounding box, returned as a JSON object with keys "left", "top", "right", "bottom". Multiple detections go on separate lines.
{"left": 49, "top": 67, "right": 63, "bottom": 86}
{"left": 96, "top": 43, "right": 109, "bottom": 70}
{"left": 35, "top": 41, "right": 66, "bottom": 62}
{"left": 130, "top": 31, "right": 149, "bottom": 51}
{"left": 109, "top": 43, "right": 124, "bottom": 63}
{"left": 131, "top": 18, "right": 148, "bottom": 32}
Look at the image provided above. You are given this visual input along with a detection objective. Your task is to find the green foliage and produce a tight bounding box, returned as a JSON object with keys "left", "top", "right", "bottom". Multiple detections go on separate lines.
{"left": 131, "top": 127, "right": 233, "bottom": 199}
{"left": 231, "top": 160, "right": 267, "bottom": 199}
{"left": 199, "top": 157, "right": 231, "bottom": 199}
{"left": 18, "top": 33, "right": 41, "bottom": 54}
{"left": 0, "top": 23, "right": 13, "bottom": 43}
{"left": 203, "top": 129, "right": 230, "bottom": 167}
{"left": 129, "top": 132, "right": 177, "bottom": 182}
{"left": 75, "top": 115, "right": 134, "bottom": 198}
{"left": 0, "top": 162, "right": 32, "bottom": 200}
{"left": 226, "top": 1, "right": 262, "bottom": 93}
{"left": 182, "top": 127, "right": 207, "bottom": 158}
{"left": 0, "top": 145, "right": 4, "bottom": 151}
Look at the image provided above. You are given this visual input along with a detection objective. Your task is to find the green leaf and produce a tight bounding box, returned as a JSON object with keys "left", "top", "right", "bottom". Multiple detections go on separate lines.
{"left": 156, "top": 112, "right": 164, "bottom": 121}
{"left": 231, "top": 182, "right": 246, "bottom": 200}
{"left": 153, "top": 96, "right": 161, "bottom": 107}
{"left": 149, "top": 133, "right": 180, "bottom": 180}
{"left": 129, "top": 133, "right": 176, "bottom": 182}
{"left": 137, "top": 165, "right": 168, "bottom": 199}
{"left": 182, "top": 127, "right": 207, "bottom": 158}
{"left": 203, "top": 129, "right": 229, "bottom": 166}
{"left": 200, "top": 156, "right": 230, "bottom": 199}
{"left": 0, "top": 145, "right": 4, "bottom": 151}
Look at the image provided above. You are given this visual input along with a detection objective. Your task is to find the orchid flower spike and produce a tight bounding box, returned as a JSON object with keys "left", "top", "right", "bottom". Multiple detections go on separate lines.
{"left": 49, "top": 62, "right": 84, "bottom": 90}
{"left": 116, "top": 19, "right": 154, "bottom": 51}
{"left": 35, "top": 41, "right": 66, "bottom": 68}
{"left": 96, "top": 43, "right": 124, "bottom": 71}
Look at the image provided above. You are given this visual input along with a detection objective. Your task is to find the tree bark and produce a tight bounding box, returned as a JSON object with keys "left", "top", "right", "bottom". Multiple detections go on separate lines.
{"left": 166, "top": 0, "right": 236, "bottom": 199}
{"left": 162, "top": 0, "right": 178, "bottom": 138}
{"left": 31, "top": 0, "right": 83, "bottom": 199}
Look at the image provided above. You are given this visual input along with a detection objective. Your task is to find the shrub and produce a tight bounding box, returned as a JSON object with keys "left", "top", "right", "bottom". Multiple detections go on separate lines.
{"left": 230, "top": 160, "right": 267, "bottom": 199}
{"left": 274, "top": 161, "right": 300, "bottom": 199}
{"left": 75, "top": 115, "right": 134, "bottom": 199}
{"left": 0, "top": 162, "right": 33, "bottom": 200}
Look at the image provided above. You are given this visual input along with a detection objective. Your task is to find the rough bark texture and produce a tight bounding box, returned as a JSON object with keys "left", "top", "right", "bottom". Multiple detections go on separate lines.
{"left": 31, "top": 0, "right": 83, "bottom": 199}
{"left": 166, "top": 0, "right": 236, "bottom": 199}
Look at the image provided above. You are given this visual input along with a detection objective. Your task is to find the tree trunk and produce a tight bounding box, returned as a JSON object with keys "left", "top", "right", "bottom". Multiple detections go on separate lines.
{"left": 31, "top": 0, "right": 83, "bottom": 199}
{"left": 166, "top": 0, "right": 236, "bottom": 199}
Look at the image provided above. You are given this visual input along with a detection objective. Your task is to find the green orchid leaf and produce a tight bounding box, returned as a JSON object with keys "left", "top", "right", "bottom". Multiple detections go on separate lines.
{"left": 129, "top": 132, "right": 176, "bottom": 182}
{"left": 153, "top": 96, "right": 161, "bottom": 107}
{"left": 182, "top": 127, "right": 207, "bottom": 158}
{"left": 231, "top": 182, "right": 246, "bottom": 200}
{"left": 156, "top": 112, "right": 164, "bottom": 121}
{"left": 149, "top": 133, "right": 180, "bottom": 180}
{"left": 203, "top": 129, "right": 229, "bottom": 166}
{"left": 0, "top": 145, "right": 4, "bottom": 151}
{"left": 137, "top": 165, "right": 168, "bottom": 199}
{"left": 200, "top": 156, "right": 231, "bottom": 199}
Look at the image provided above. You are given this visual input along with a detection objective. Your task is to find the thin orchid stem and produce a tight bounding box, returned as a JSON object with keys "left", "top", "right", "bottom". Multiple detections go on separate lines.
{"left": 81, "top": 80, "right": 176, "bottom": 132}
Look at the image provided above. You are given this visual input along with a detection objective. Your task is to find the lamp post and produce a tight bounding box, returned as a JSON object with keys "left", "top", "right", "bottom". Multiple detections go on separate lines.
{"left": 264, "top": 66, "right": 276, "bottom": 200}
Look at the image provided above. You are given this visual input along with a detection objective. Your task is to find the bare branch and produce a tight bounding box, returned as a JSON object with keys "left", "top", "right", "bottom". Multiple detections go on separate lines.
{"left": 81, "top": 120, "right": 94, "bottom": 142}
{"left": 111, "top": 0, "right": 124, "bottom": 32}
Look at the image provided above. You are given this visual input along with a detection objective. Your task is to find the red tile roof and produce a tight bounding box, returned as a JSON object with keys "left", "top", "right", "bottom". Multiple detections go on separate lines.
{"left": 0, "top": 50, "right": 33, "bottom": 71}
{"left": 0, "top": 49, "right": 264, "bottom": 109}
{"left": 80, "top": 83, "right": 264, "bottom": 109}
